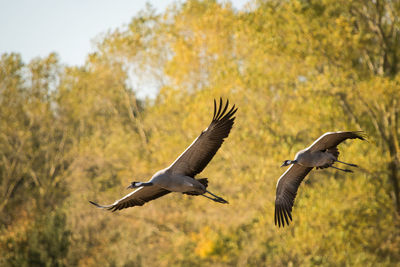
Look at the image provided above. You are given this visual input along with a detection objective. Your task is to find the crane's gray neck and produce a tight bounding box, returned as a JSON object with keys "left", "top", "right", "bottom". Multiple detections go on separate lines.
{"left": 135, "top": 182, "right": 153, "bottom": 187}
{"left": 127, "top": 181, "right": 153, "bottom": 189}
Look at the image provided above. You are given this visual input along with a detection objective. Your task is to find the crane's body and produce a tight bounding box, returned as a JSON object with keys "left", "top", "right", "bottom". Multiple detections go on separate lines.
{"left": 294, "top": 149, "right": 336, "bottom": 168}
{"left": 146, "top": 169, "right": 207, "bottom": 194}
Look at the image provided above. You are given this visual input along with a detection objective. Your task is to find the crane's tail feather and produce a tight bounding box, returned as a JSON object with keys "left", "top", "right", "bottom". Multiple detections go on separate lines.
{"left": 183, "top": 178, "right": 209, "bottom": 195}
{"left": 197, "top": 178, "right": 208, "bottom": 188}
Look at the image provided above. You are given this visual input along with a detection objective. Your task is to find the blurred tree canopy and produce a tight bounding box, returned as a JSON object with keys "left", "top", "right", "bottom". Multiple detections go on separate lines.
{"left": 1, "top": 0, "right": 399, "bottom": 266}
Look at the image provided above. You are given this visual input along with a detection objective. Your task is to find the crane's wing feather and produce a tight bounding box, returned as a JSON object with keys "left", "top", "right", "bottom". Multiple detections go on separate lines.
{"left": 167, "top": 98, "right": 237, "bottom": 177}
{"left": 89, "top": 185, "right": 171, "bottom": 212}
{"left": 306, "top": 131, "right": 365, "bottom": 152}
{"left": 275, "top": 164, "right": 313, "bottom": 227}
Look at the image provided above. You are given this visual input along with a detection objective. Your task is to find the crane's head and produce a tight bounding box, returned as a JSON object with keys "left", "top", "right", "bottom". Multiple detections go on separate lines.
{"left": 281, "top": 160, "right": 297, "bottom": 167}
{"left": 127, "top": 182, "right": 141, "bottom": 189}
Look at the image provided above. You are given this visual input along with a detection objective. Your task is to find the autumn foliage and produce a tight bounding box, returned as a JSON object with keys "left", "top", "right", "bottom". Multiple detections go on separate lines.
{"left": 1, "top": 0, "right": 399, "bottom": 266}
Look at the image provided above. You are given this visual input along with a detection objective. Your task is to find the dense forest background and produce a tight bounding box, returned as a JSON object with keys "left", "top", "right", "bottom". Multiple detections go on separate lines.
{"left": 1, "top": 0, "right": 400, "bottom": 266}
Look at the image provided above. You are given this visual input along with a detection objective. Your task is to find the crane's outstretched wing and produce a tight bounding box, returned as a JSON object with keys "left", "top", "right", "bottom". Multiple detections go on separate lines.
{"left": 275, "top": 164, "right": 313, "bottom": 227}
{"left": 89, "top": 185, "right": 170, "bottom": 212}
{"left": 90, "top": 178, "right": 209, "bottom": 212}
{"left": 167, "top": 98, "right": 237, "bottom": 177}
{"left": 306, "top": 131, "right": 365, "bottom": 152}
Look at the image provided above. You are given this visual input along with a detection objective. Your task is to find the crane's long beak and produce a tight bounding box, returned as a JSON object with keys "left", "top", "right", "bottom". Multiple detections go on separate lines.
{"left": 126, "top": 182, "right": 136, "bottom": 189}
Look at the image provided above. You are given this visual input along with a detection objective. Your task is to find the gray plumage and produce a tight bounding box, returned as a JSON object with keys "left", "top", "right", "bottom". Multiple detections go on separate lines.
{"left": 90, "top": 99, "right": 237, "bottom": 212}
{"left": 275, "top": 131, "right": 365, "bottom": 227}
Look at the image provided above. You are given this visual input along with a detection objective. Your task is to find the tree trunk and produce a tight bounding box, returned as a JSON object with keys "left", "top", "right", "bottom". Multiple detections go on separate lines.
{"left": 388, "top": 152, "right": 400, "bottom": 214}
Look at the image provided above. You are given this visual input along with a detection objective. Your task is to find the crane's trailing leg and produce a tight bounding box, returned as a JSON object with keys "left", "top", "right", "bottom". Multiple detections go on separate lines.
{"left": 201, "top": 190, "right": 229, "bottom": 204}
{"left": 335, "top": 160, "right": 358, "bottom": 167}
{"left": 201, "top": 194, "right": 229, "bottom": 204}
{"left": 207, "top": 190, "right": 229, "bottom": 204}
{"left": 330, "top": 165, "right": 353, "bottom": 173}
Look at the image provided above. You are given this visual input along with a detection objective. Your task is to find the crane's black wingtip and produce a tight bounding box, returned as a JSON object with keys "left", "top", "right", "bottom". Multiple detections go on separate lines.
{"left": 89, "top": 200, "right": 115, "bottom": 211}
{"left": 356, "top": 131, "right": 368, "bottom": 141}
{"left": 274, "top": 203, "right": 292, "bottom": 228}
{"left": 89, "top": 200, "right": 99, "bottom": 207}
{"left": 89, "top": 200, "right": 105, "bottom": 209}
{"left": 212, "top": 98, "right": 237, "bottom": 121}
